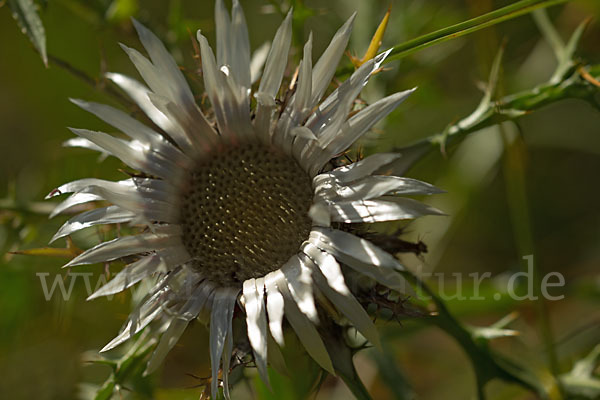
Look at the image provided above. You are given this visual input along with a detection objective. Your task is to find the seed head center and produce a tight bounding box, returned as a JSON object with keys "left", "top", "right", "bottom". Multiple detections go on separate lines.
{"left": 181, "top": 143, "right": 313, "bottom": 287}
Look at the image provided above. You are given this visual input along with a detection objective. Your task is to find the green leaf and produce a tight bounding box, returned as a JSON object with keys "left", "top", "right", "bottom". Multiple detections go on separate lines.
{"left": 8, "top": 0, "right": 48, "bottom": 66}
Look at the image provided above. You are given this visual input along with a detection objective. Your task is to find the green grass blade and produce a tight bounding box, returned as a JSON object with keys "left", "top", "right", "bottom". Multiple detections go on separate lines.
{"left": 338, "top": 0, "right": 569, "bottom": 76}
{"left": 388, "top": 0, "right": 569, "bottom": 62}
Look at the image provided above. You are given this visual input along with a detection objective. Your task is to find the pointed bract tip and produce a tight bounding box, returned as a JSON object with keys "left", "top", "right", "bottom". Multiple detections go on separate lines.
{"left": 68, "top": 98, "right": 85, "bottom": 106}
{"left": 48, "top": 233, "right": 60, "bottom": 244}
{"left": 344, "top": 11, "right": 357, "bottom": 29}
{"left": 86, "top": 292, "right": 99, "bottom": 301}
{"left": 130, "top": 17, "right": 145, "bottom": 33}
{"left": 130, "top": 18, "right": 152, "bottom": 43}
{"left": 44, "top": 189, "right": 60, "bottom": 200}
{"left": 67, "top": 127, "right": 83, "bottom": 136}
{"left": 378, "top": 48, "right": 393, "bottom": 60}
{"left": 99, "top": 342, "right": 114, "bottom": 353}
{"left": 196, "top": 30, "right": 206, "bottom": 44}
{"left": 104, "top": 72, "right": 120, "bottom": 82}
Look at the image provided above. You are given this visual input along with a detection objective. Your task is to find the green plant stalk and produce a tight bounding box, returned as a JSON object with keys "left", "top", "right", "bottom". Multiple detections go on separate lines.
{"left": 501, "top": 127, "right": 562, "bottom": 385}
{"left": 338, "top": 0, "right": 570, "bottom": 76}
{"left": 370, "top": 346, "right": 415, "bottom": 400}
{"left": 0, "top": 198, "right": 58, "bottom": 215}
{"left": 47, "top": 54, "right": 134, "bottom": 110}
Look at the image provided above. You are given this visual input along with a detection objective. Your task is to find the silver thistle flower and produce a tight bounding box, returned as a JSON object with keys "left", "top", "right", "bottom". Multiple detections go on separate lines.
{"left": 47, "top": 1, "right": 443, "bottom": 397}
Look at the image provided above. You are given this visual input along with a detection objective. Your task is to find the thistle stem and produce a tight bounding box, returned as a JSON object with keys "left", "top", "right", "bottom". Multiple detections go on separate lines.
{"left": 396, "top": 63, "right": 600, "bottom": 160}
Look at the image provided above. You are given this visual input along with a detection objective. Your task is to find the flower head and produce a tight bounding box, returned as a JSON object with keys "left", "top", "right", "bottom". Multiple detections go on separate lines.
{"left": 48, "top": 1, "right": 442, "bottom": 397}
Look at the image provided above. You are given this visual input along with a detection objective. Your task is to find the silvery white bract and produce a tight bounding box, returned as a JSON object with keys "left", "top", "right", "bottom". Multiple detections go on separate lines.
{"left": 48, "top": 1, "right": 443, "bottom": 398}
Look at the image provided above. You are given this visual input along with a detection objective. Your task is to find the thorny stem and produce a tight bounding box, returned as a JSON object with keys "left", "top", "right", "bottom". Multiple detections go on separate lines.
{"left": 401, "top": 271, "right": 544, "bottom": 399}
{"left": 394, "top": 63, "right": 600, "bottom": 165}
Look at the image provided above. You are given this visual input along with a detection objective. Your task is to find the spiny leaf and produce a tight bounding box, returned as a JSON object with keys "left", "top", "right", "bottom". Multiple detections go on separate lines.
{"left": 471, "top": 326, "right": 520, "bottom": 340}
{"left": 534, "top": 9, "right": 592, "bottom": 83}
{"left": 564, "top": 17, "right": 592, "bottom": 62}
{"left": 491, "top": 311, "right": 520, "bottom": 330}
{"left": 532, "top": 9, "right": 566, "bottom": 57}
{"left": 431, "top": 42, "right": 506, "bottom": 155}
{"left": 561, "top": 344, "right": 600, "bottom": 399}
{"left": 8, "top": 0, "right": 48, "bottom": 66}
{"left": 386, "top": 62, "right": 600, "bottom": 176}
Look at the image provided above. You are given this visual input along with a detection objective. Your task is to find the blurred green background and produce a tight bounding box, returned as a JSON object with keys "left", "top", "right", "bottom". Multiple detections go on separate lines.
{"left": 1, "top": 0, "right": 599, "bottom": 399}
